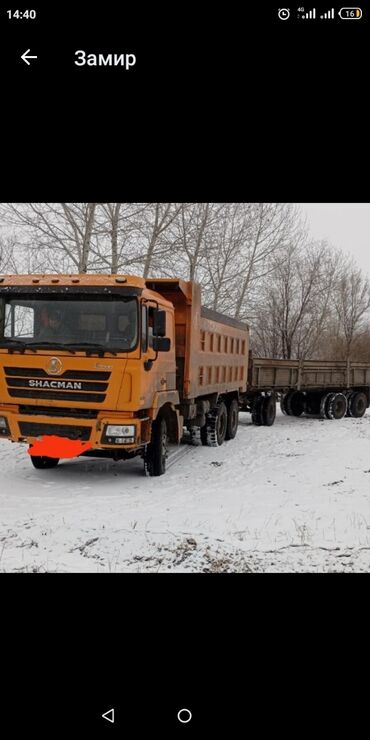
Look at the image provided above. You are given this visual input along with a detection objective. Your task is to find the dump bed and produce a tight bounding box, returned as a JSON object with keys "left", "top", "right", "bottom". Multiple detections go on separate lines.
{"left": 249, "top": 357, "right": 370, "bottom": 391}
{"left": 145, "top": 279, "right": 249, "bottom": 400}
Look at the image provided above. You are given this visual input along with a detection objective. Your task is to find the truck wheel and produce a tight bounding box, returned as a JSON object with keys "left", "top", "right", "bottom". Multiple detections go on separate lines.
{"left": 252, "top": 396, "right": 264, "bottom": 425}
{"left": 349, "top": 392, "right": 367, "bottom": 418}
{"left": 204, "top": 401, "right": 228, "bottom": 446}
{"left": 326, "top": 392, "right": 347, "bottom": 420}
{"left": 262, "top": 395, "right": 276, "bottom": 426}
{"left": 30, "top": 455, "right": 59, "bottom": 469}
{"left": 287, "top": 391, "right": 305, "bottom": 417}
{"left": 146, "top": 416, "right": 168, "bottom": 476}
{"left": 225, "top": 398, "right": 239, "bottom": 440}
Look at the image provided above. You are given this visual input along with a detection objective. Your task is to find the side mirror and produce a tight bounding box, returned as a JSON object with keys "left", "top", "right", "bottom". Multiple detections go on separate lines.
{"left": 152, "top": 336, "right": 171, "bottom": 352}
{"left": 153, "top": 309, "right": 166, "bottom": 337}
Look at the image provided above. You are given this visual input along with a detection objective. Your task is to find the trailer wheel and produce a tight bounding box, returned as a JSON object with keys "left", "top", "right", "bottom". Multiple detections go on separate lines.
{"left": 203, "top": 401, "right": 228, "bottom": 446}
{"left": 146, "top": 416, "right": 168, "bottom": 476}
{"left": 281, "top": 391, "right": 298, "bottom": 416}
{"left": 252, "top": 396, "right": 264, "bottom": 425}
{"left": 262, "top": 395, "right": 276, "bottom": 426}
{"left": 30, "top": 455, "right": 59, "bottom": 469}
{"left": 323, "top": 392, "right": 336, "bottom": 419}
{"left": 326, "top": 392, "right": 347, "bottom": 420}
{"left": 349, "top": 392, "right": 367, "bottom": 418}
{"left": 319, "top": 392, "right": 331, "bottom": 419}
{"left": 225, "top": 398, "right": 239, "bottom": 440}
{"left": 287, "top": 391, "right": 305, "bottom": 417}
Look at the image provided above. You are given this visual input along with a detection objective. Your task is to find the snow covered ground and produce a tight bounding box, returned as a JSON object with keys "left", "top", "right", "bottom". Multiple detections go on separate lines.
{"left": 2, "top": 408, "right": 370, "bottom": 572}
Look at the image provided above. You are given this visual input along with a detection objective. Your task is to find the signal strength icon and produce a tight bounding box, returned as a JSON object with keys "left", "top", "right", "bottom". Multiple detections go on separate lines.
{"left": 320, "top": 7, "right": 335, "bottom": 18}
{"left": 301, "top": 8, "right": 316, "bottom": 18}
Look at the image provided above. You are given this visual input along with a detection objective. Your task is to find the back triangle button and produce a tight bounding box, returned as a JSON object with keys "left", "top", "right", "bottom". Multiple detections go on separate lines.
{"left": 102, "top": 708, "right": 115, "bottom": 724}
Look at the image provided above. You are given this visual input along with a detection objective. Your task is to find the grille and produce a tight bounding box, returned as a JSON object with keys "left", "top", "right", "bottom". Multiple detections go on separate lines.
{"left": 4, "top": 366, "right": 110, "bottom": 403}
{"left": 19, "top": 405, "right": 99, "bottom": 419}
{"left": 18, "top": 422, "right": 92, "bottom": 440}
{"left": 8, "top": 389, "right": 106, "bottom": 402}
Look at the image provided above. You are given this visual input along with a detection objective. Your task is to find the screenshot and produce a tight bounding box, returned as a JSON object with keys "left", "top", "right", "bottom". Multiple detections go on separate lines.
{"left": 0, "top": 4, "right": 368, "bottom": 735}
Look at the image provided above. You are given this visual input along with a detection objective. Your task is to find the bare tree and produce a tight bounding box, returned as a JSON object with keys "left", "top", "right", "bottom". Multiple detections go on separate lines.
{"left": 166, "top": 202, "right": 216, "bottom": 281}
{"left": 233, "top": 204, "right": 303, "bottom": 319}
{"left": 333, "top": 262, "right": 370, "bottom": 360}
{"left": 200, "top": 203, "right": 247, "bottom": 313}
{"left": 0, "top": 203, "right": 99, "bottom": 273}
{"left": 89, "top": 203, "right": 147, "bottom": 274}
{"left": 134, "top": 203, "right": 183, "bottom": 278}
{"left": 0, "top": 235, "right": 19, "bottom": 273}
{"left": 252, "top": 240, "right": 342, "bottom": 359}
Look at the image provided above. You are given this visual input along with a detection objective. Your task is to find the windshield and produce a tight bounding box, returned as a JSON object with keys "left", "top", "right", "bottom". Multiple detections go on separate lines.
{"left": 0, "top": 296, "right": 138, "bottom": 351}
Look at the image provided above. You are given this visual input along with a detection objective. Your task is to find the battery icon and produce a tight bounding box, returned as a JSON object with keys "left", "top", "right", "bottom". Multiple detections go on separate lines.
{"left": 339, "top": 7, "right": 362, "bottom": 18}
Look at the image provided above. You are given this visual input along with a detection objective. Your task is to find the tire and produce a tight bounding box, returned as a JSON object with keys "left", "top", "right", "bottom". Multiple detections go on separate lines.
{"left": 252, "top": 396, "right": 264, "bottom": 426}
{"left": 225, "top": 398, "right": 239, "bottom": 440}
{"left": 262, "top": 395, "right": 276, "bottom": 426}
{"left": 326, "top": 392, "right": 347, "bottom": 420}
{"left": 287, "top": 391, "right": 305, "bottom": 417}
{"left": 319, "top": 392, "right": 331, "bottom": 419}
{"left": 146, "top": 416, "right": 168, "bottom": 476}
{"left": 30, "top": 455, "right": 59, "bottom": 469}
{"left": 349, "top": 391, "right": 367, "bottom": 418}
{"left": 203, "top": 401, "right": 228, "bottom": 447}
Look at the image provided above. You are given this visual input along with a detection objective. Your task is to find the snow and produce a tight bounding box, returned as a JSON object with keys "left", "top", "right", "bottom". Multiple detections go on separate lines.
{"left": 1, "top": 409, "right": 370, "bottom": 572}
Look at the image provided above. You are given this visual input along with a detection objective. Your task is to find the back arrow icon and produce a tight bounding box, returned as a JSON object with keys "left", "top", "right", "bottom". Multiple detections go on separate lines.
{"left": 102, "top": 708, "right": 115, "bottom": 724}
{"left": 21, "top": 49, "right": 37, "bottom": 65}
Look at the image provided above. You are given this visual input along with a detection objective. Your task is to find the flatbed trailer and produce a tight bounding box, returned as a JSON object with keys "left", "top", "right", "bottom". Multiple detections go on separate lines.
{"left": 240, "top": 356, "right": 370, "bottom": 424}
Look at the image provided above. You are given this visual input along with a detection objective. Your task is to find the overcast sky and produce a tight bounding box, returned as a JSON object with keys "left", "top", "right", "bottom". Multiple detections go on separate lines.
{"left": 299, "top": 203, "right": 370, "bottom": 276}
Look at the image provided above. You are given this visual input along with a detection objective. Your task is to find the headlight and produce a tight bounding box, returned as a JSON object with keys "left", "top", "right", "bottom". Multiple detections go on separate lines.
{"left": 106, "top": 425, "right": 135, "bottom": 437}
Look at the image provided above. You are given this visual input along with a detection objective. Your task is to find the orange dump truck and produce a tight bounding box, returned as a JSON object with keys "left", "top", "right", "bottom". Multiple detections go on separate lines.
{"left": 0, "top": 275, "right": 249, "bottom": 475}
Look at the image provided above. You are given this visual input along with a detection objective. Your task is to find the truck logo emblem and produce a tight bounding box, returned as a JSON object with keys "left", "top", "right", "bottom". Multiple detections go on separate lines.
{"left": 47, "top": 357, "right": 63, "bottom": 375}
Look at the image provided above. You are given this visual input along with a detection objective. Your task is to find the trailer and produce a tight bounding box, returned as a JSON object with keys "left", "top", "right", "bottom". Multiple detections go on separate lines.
{"left": 242, "top": 357, "right": 370, "bottom": 424}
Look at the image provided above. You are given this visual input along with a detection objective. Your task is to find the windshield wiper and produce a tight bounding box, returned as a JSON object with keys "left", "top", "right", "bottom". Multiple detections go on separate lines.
{"left": 26, "top": 342, "right": 77, "bottom": 354}
{"left": 66, "top": 343, "right": 118, "bottom": 356}
{"left": 0, "top": 340, "right": 37, "bottom": 353}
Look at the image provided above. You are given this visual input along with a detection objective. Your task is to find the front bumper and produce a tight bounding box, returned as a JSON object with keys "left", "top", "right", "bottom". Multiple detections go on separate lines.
{"left": 0, "top": 406, "right": 152, "bottom": 450}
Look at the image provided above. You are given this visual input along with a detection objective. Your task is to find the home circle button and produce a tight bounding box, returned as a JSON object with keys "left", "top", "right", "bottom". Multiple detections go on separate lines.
{"left": 177, "top": 708, "right": 192, "bottom": 724}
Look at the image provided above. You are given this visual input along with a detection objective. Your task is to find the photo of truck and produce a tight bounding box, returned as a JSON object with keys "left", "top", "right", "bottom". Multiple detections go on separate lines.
{"left": 1, "top": 273, "right": 370, "bottom": 476}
